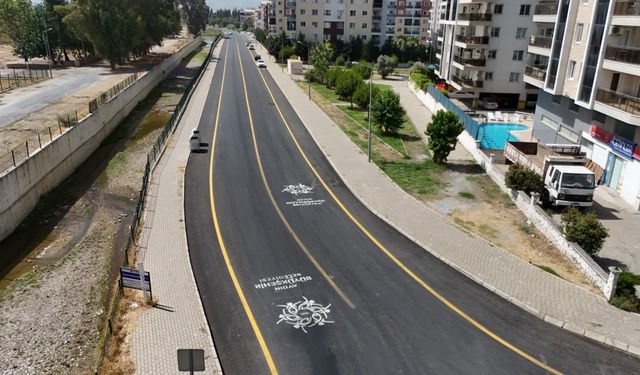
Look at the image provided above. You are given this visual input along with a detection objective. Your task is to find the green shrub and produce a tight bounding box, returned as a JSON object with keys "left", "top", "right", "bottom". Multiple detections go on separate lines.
{"left": 410, "top": 62, "right": 428, "bottom": 75}
{"left": 372, "top": 89, "right": 406, "bottom": 134}
{"left": 504, "top": 164, "right": 543, "bottom": 193}
{"left": 335, "top": 69, "right": 363, "bottom": 107}
{"left": 376, "top": 55, "right": 397, "bottom": 79}
{"left": 561, "top": 207, "right": 609, "bottom": 256}
{"left": 425, "top": 110, "right": 464, "bottom": 164}
{"left": 611, "top": 271, "right": 640, "bottom": 312}
{"left": 324, "top": 67, "right": 343, "bottom": 89}
{"left": 438, "top": 88, "right": 449, "bottom": 97}
{"left": 352, "top": 81, "right": 380, "bottom": 110}
{"left": 335, "top": 55, "right": 346, "bottom": 66}
{"left": 410, "top": 71, "right": 432, "bottom": 91}
{"left": 352, "top": 61, "right": 372, "bottom": 79}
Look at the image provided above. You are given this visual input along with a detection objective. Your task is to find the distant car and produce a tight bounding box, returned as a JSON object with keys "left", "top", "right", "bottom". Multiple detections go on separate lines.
{"left": 190, "top": 129, "right": 200, "bottom": 152}
{"left": 480, "top": 97, "right": 499, "bottom": 110}
{"left": 248, "top": 44, "right": 255, "bottom": 50}
{"left": 256, "top": 59, "right": 267, "bottom": 68}
{"left": 246, "top": 41, "right": 250, "bottom": 46}
{"left": 254, "top": 54, "right": 262, "bottom": 61}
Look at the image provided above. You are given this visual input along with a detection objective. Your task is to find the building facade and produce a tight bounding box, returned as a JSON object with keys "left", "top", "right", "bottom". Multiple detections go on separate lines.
{"left": 432, "top": 0, "right": 539, "bottom": 109}
{"left": 526, "top": 0, "right": 640, "bottom": 209}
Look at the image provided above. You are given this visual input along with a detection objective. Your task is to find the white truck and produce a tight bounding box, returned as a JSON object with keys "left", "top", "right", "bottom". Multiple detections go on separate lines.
{"left": 504, "top": 141, "right": 596, "bottom": 207}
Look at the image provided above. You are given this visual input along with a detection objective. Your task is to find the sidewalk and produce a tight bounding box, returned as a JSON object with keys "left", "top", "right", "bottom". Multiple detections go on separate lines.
{"left": 129, "top": 42, "right": 224, "bottom": 374}
{"left": 255, "top": 43, "right": 640, "bottom": 356}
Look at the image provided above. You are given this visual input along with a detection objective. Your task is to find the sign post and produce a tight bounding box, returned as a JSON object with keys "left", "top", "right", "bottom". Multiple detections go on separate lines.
{"left": 177, "top": 349, "right": 205, "bottom": 374}
{"left": 119, "top": 266, "right": 152, "bottom": 301}
{"left": 138, "top": 262, "right": 149, "bottom": 303}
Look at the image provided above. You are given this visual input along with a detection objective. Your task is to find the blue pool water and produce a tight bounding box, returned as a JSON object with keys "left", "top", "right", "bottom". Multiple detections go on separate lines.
{"left": 478, "top": 122, "right": 527, "bottom": 150}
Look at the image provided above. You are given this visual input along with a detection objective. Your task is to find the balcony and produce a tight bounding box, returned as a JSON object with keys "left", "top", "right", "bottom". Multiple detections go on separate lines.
{"left": 605, "top": 45, "right": 640, "bottom": 65}
{"left": 525, "top": 65, "right": 547, "bottom": 82}
{"left": 529, "top": 35, "right": 553, "bottom": 49}
{"left": 373, "top": 15, "right": 382, "bottom": 20}
{"left": 452, "top": 75, "right": 483, "bottom": 88}
{"left": 455, "top": 34, "right": 489, "bottom": 45}
{"left": 613, "top": 1, "right": 640, "bottom": 16}
{"left": 596, "top": 88, "right": 640, "bottom": 116}
{"left": 534, "top": 2, "right": 559, "bottom": 15}
{"left": 457, "top": 13, "right": 492, "bottom": 22}
{"left": 286, "top": 1, "right": 296, "bottom": 7}
{"left": 453, "top": 55, "right": 486, "bottom": 67}
{"left": 437, "top": 29, "right": 444, "bottom": 37}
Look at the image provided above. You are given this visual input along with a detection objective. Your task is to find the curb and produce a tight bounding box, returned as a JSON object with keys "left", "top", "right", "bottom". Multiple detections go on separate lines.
{"left": 258, "top": 47, "right": 640, "bottom": 359}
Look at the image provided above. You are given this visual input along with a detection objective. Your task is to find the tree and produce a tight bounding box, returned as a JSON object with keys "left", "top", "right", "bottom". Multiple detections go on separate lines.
{"left": 325, "top": 67, "right": 343, "bottom": 89}
{"left": 376, "top": 55, "right": 396, "bottom": 79}
{"left": 180, "top": 0, "right": 208, "bottom": 35}
{"left": 425, "top": 110, "right": 464, "bottom": 163}
{"left": 352, "top": 61, "right": 372, "bottom": 79}
{"left": 352, "top": 81, "right": 380, "bottom": 110}
{"left": 0, "top": 0, "right": 47, "bottom": 62}
{"left": 505, "top": 164, "right": 543, "bottom": 193}
{"left": 335, "top": 54, "right": 346, "bottom": 66}
{"left": 293, "top": 32, "right": 307, "bottom": 61}
{"left": 310, "top": 41, "right": 333, "bottom": 84}
{"left": 561, "top": 207, "right": 609, "bottom": 256}
{"left": 335, "top": 69, "right": 362, "bottom": 107}
{"left": 361, "top": 39, "right": 379, "bottom": 62}
{"left": 372, "top": 89, "right": 406, "bottom": 134}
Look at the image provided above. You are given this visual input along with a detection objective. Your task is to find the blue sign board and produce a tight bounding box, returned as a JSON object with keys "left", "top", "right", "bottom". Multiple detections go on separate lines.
{"left": 120, "top": 267, "right": 151, "bottom": 291}
{"left": 610, "top": 136, "right": 635, "bottom": 159}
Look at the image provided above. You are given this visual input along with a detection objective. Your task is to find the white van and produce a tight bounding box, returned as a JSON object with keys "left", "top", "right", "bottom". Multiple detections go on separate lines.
{"left": 190, "top": 129, "right": 200, "bottom": 152}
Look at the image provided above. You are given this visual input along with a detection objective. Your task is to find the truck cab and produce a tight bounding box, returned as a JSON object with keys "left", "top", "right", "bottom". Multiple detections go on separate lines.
{"left": 543, "top": 164, "right": 595, "bottom": 207}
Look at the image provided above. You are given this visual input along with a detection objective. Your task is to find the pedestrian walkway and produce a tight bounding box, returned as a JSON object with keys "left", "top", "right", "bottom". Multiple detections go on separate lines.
{"left": 255, "top": 43, "right": 640, "bottom": 356}
{"left": 129, "top": 41, "right": 224, "bottom": 374}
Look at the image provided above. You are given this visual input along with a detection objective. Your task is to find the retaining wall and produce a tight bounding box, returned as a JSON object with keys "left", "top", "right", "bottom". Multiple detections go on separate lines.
{"left": 409, "top": 82, "right": 617, "bottom": 297}
{"left": 0, "top": 36, "right": 203, "bottom": 241}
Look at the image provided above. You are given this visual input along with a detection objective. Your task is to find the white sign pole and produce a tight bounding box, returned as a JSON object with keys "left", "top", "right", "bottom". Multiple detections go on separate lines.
{"left": 138, "top": 262, "right": 149, "bottom": 303}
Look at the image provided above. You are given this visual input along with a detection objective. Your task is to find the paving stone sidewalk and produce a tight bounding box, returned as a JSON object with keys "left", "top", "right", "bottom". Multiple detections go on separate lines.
{"left": 255, "top": 42, "right": 640, "bottom": 356}
{"left": 129, "top": 41, "right": 224, "bottom": 374}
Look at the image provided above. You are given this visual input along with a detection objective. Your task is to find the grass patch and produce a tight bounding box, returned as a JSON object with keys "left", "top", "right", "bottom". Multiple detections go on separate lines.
{"left": 311, "top": 82, "right": 341, "bottom": 103}
{"left": 477, "top": 224, "right": 498, "bottom": 239}
{"left": 379, "top": 160, "right": 446, "bottom": 196}
{"left": 458, "top": 191, "right": 476, "bottom": 199}
{"left": 466, "top": 174, "right": 514, "bottom": 207}
{"left": 340, "top": 105, "right": 407, "bottom": 157}
{"left": 535, "top": 264, "right": 561, "bottom": 277}
{"left": 202, "top": 28, "right": 222, "bottom": 37}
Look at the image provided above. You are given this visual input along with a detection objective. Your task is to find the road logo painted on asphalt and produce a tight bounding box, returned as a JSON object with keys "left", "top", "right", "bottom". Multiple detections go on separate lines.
{"left": 255, "top": 273, "right": 313, "bottom": 292}
{"left": 276, "top": 297, "right": 333, "bottom": 333}
{"left": 282, "top": 183, "right": 325, "bottom": 207}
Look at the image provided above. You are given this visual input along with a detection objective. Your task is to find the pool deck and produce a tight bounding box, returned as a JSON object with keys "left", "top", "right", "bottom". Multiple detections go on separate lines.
{"left": 474, "top": 111, "right": 535, "bottom": 143}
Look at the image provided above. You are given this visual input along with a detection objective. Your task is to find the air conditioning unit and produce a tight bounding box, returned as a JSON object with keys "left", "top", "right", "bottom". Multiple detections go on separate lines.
{"left": 609, "top": 25, "right": 621, "bottom": 35}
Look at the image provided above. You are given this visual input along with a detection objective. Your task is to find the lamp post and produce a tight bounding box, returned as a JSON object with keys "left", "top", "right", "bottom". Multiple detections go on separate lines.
{"left": 42, "top": 27, "right": 53, "bottom": 76}
{"left": 296, "top": 41, "right": 310, "bottom": 100}
{"left": 368, "top": 65, "right": 373, "bottom": 162}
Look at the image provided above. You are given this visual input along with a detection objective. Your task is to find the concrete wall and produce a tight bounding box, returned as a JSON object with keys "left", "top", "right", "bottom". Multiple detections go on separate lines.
{"left": 409, "top": 82, "right": 616, "bottom": 298}
{"left": 0, "top": 36, "right": 203, "bottom": 242}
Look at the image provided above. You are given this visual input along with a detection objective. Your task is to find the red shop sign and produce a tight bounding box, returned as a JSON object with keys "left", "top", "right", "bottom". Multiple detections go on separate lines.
{"left": 590, "top": 124, "right": 613, "bottom": 143}
{"left": 634, "top": 145, "right": 640, "bottom": 160}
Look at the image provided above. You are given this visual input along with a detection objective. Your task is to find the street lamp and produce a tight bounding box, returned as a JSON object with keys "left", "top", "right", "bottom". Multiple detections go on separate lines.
{"left": 368, "top": 65, "right": 373, "bottom": 162}
{"left": 42, "top": 27, "right": 53, "bottom": 76}
{"left": 296, "top": 41, "right": 310, "bottom": 101}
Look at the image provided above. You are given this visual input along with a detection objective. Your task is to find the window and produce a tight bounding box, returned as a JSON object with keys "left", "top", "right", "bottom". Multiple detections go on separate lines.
{"left": 362, "top": 23, "right": 368, "bottom": 29}
{"left": 575, "top": 24, "right": 584, "bottom": 43}
{"left": 349, "top": 22, "right": 355, "bottom": 29}
{"left": 312, "top": 21, "right": 318, "bottom": 27}
{"left": 490, "top": 27, "right": 500, "bottom": 37}
{"left": 512, "top": 50, "right": 524, "bottom": 60}
{"left": 488, "top": 50, "right": 497, "bottom": 59}
{"left": 567, "top": 60, "right": 576, "bottom": 79}
{"left": 324, "top": 21, "right": 331, "bottom": 28}
{"left": 350, "top": 10, "right": 356, "bottom": 16}
{"left": 362, "top": 10, "right": 368, "bottom": 16}
{"left": 337, "top": 22, "right": 344, "bottom": 29}
{"left": 300, "top": 9, "right": 306, "bottom": 14}
{"left": 520, "top": 4, "right": 531, "bottom": 15}
{"left": 551, "top": 95, "right": 561, "bottom": 104}
{"left": 516, "top": 28, "right": 527, "bottom": 39}
{"left": 485, "top": 72, "right": 493, "bottom": 80}
{"left": 581, "top": 0, "right": 588, "bottom": 4}
{"left": 509, "top": 72, "right": 520, "bottom": 82}
{"left": 541, "top": 115, "right": 560, "bottom": 130}
{"left": 324, "top": 9, "right": 331, "bottom": 16}
{"left": 301, "top": 21, "right": 306, "bottom": 26}
{"left": 494, "top": 4, "right": 503, "bottom": 14}
{"left": 312, "top": 9, "right": 318, "bottom": 15}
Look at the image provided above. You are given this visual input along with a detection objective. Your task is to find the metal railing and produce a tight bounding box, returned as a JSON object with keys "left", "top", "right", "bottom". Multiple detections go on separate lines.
{"left": 529, "top": 35, "right": 553, "bottom": 49}
{"left": 0, "top": 68, "right": 52, "bottom": 93}
{"left": 453, "top": 55, "right": 486, "bottom": 67}
{"left": 595, "top": 88, "right": 640, "bottom": 116}
{"left": 457, "top": 13, "right": 492, "bottom": 21}
{"left": 534, "top": 2, "right": 559, "bottom": 15}
{"left": 613, "top": 0, "right": 640, "bottom": 15}
{"left": 452, "top": 75, "right": 483, "bottom": 88}
{"left": 524, "top": 65, "right": 548, "bottom": 81}
{"left": 604, "top": 45, "right": 640, "bottom": 65}
{"left": 455, "top": 34, "right": 489, "bottom": 45}
{"left": 88, "top": 73, "right": 139, "bottom": 113}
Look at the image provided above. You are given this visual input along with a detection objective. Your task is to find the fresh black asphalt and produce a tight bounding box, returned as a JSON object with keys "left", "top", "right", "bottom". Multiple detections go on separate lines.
{"left": 185, "top": 36, "right": 640, "bottom": 374}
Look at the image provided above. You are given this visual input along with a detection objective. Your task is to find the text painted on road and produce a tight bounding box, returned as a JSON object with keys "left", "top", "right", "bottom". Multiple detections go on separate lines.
{"left": 255, "top": 273, "right": 313, "bottom": 292}
{"left": 282, "top": 183, "right": 314, "bottom": 195}
{"left": 276, "top": 296, "right": 333, "bottom": 333}
{"left": 286, "top": 198, "right": 326, "bottom": 207}
{"left": 282, "top": 183, "right": 325, "bottom": 207}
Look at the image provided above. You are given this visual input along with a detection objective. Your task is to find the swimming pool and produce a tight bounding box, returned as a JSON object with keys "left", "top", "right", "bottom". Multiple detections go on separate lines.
{"left": 477, "top": 122, "right": 527, "bottom": 150}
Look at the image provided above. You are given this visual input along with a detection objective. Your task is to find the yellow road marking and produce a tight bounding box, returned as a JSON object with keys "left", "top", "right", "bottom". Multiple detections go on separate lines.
{"left": 252, "top": 53, "right": 563, "bottom": 375}
{"left": 208, "top": 40, "right": 278, "bottom": 375}
{"left": 235, "top": 45, "right": 356, "bottom": 309}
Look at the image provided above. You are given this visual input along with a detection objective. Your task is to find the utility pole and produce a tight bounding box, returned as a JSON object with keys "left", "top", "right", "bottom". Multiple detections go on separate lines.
{"left": 42, "top": 26, "right": 53, "bottom": 76}
{"left": 297, "top": 41, "right": 310, "bottom": 100}
{"left": 368, "top": 66, "right": 373, "bottom": 163}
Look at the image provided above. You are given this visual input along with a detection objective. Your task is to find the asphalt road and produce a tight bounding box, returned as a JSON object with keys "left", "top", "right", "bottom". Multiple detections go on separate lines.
{"left": 185, "top": 35, "right": 640, "bottom": 374}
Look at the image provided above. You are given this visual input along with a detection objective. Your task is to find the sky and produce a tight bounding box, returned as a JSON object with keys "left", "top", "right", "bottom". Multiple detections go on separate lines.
{"left": 206, "top": 0, "right": 259, "bottom": 11}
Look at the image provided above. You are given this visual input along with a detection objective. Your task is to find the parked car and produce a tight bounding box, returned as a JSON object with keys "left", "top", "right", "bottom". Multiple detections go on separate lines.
{"left": 480, "top": 97, "right": 499, "bottom": 110}
{"left": 248, "top": 44, "right": 255, "bottom": 50}
{"left": 190, "top": 129, "right": 200, "bottom": 152}
{"left": 256, "top": 59, "right": 267, "bottom": 68}
{"left": 254, "top": 54, "right": 262, "bottom": 61}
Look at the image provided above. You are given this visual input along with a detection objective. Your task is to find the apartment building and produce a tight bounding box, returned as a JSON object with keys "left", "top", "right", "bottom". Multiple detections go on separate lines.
{"left": 255, "top": 1, "right": 277, "bottom": 34}
{"left": 432, "top": 1, "right": 539, "bottom": 109}
{"left": 525, "top": 0, "right": 640, "bottom": 209}
{"left": 270, "top": 0, "right": 431, "bottom": 45}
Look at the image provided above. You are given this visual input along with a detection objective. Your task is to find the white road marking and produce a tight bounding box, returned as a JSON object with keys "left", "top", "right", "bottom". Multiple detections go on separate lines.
{"left": 276, "top": 297, "right": 334, "bottom": 333}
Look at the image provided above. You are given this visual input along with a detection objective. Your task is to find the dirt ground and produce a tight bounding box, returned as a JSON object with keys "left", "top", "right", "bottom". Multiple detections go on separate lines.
{"left": 0, "top": 40, "right": 206, "bottom": 374}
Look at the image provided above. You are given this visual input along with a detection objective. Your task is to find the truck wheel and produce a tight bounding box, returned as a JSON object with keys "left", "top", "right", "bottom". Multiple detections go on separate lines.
{"left": 541, "top": 190, "right": 550, "bottom": 208}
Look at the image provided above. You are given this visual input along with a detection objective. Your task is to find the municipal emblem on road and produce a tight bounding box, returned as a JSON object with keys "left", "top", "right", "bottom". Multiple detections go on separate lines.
{"left": 276, "top": 296, "right": 333, "bottom": 333}
{"left": 282, "top": 183, "right": 314, "bottom": 195}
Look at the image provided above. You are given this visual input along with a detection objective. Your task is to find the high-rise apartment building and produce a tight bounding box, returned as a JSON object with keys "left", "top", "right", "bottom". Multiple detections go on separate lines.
{"left": 394, "top": 1, "right": 431, "bottom": 43}
{"left": 432, "top": 0, "right": 539, "bottom": 109}
{"left": 526, "top": 0, "right": 640, "bottom": 209}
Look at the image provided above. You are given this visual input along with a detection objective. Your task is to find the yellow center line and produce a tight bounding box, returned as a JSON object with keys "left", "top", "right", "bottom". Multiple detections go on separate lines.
{"left": 208, "top": 39, "right": 278, "bottom": 375}
{"left": 253, "top": 53, "right": 563, "bottom": 375}
{"left": 235, "top": 44, "right": 356, "bottom": 310}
